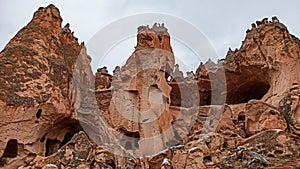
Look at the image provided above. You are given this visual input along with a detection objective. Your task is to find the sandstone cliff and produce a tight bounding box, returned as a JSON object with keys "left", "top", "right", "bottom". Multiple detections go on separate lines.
{"left": 1, "top": 5, "right": 300, "bottom": 169}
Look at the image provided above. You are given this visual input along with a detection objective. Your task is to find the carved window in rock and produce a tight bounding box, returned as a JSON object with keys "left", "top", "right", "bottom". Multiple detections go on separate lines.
{"left": 226, "top": 80, "right": 270, "bottom": 104}
{"left": 1, "top": 139, "right": 18, "bottom": 158}
{"left": 45, "top": 138, "right": 60, "bottom": 156}
{"left": 36, "top": 109, "right": 42, "bottom": 119}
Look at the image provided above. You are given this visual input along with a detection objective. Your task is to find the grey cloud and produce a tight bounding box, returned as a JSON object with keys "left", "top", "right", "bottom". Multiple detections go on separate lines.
{"left": 1, "top": 0, "right": 300, "bottom": 72}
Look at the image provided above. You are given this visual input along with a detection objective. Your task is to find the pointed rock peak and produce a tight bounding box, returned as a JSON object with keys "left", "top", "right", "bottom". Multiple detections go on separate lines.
{"left": 22, "top": 5, "right": 79, "bottom": 44}
{"left": 31, "top": 4, "right": 63, "bottom": 30}
{"left": 33, "top": 4, "right": 62, "bottom": 21}
{"left": 62, "top": 23, "right": 71, "bottom": 33}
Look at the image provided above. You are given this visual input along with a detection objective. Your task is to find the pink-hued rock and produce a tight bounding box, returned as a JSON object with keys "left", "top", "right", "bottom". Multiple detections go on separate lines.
{"left": 106, "top": 24, "right": 175, "bottom": 156}
{"left": 0, "top": 4, "right": 89, "bottom": 168}
{"left": 2, "top": 6, "right": 300, "bottom": 169}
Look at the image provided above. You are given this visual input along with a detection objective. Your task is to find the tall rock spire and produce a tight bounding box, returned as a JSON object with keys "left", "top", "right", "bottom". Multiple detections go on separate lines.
{"left": 107, "top": 23, "right": 175, "bottom": 156}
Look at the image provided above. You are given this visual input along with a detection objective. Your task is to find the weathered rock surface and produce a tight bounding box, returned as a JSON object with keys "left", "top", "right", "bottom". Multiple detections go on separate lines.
{"left": 1, "top": 5, "right": 300, "bottom": 169}
{"left": 107, "top": 24, "right": 175, "bottom": 156}
{"left": 0, "top": 4, "right": 88, "bottom": 168}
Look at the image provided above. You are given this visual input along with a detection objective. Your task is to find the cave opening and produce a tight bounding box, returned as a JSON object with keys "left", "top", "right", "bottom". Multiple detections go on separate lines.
{"left": 1, "top": 139, "right": 18, "bottom": 158}
{"left": 45, "top": 138, "right": 60, "bottom": 157}
{"left": 59, "top": 132, "right": 75, "bottom": 149}
{"left": 169, "top": 79, "right": 270, "bottom": 106}
{"left": 226, "top": 81, "right": 270, "bottom": 104}
{"left": 158, "top": 35, "right": 162, "bottom": 43}
{"left": 43, "top": 119, "right": 82, "bottom": 157}
{"left": 36, "top": 109, "right": 42, "bottom": 119}
{"left": 40, "top": 136, "right": 45, "bottom": 142}
{"left": 44, "top": 131, "right": 79, "bottom": 157}
{"left": 238, "top": 114, "right": 246, "bottom": 123}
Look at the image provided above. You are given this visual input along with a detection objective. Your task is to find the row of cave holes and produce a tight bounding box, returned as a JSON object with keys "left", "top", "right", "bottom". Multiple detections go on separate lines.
{"left": 0, "top": 132, "right": 75, "bottom": 164}
{"left": 35, "top": 109, "right": 75, "bottom": 156}
{"left": 170, "top": 80, "right": 271, "bottom": 106}
{"left": 0, "top": 109, "right": 78, "bottom": 163}
{"left": 0, "top": 82, "right": 272, "bottom": 159}
{"left": 0, "top": 108, "right": 42, "bottom": 162}
{"left": 41, "top": 132, "right": 74, "bottom": 156}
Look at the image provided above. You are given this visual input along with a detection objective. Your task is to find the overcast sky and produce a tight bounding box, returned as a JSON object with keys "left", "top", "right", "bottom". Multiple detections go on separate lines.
{"left": 1, "top": 0, "right": 300, "bottom": 73}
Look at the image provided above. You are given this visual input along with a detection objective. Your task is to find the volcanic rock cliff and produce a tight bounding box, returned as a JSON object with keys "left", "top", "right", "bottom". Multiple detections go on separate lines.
{"left": 1, "top": 5, "right": 300, "bottom": 169}
{"left": 0, "top": 5, "right": 84, "bottom": 168}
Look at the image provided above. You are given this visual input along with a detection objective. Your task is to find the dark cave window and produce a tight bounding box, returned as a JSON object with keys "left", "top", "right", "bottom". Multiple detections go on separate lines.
{"left": 36, "top": 109, "right": 42, "bottom": 119}
{"left": 1, "top": 139, "right": 18, "bottom": 158}
{"left": 59, "top": 132, "right": 74, "bottom": 148}
{"left": 238, "top": 114, "right": 245, "bottom": 122}
{"left": 203, "top": 156, "right": 212, "bottom": 163}
{"left": 226, "top": 81, "right": 270, "bottom": 104}
{"left": 45, "top": 138, "right": 60, "bottom": 157}
{"left": 107, "top": 161, "right": 116, "bottom": 168}
{"left": 45, "top": 132, "right": 75, "bottom": 157}
{"left": 269, "top": 110, "right": 276, "bottom": 115}
{"left": 158, "top": 35, "right": 162, "bottom": 43}
{"left": 40, "top": 136, "right": 45, "bottom": 142}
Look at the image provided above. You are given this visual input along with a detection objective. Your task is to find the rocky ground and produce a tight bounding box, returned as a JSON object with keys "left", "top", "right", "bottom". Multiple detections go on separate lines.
{"left": 1, "top": 4, "right": 300, "bottom": 169}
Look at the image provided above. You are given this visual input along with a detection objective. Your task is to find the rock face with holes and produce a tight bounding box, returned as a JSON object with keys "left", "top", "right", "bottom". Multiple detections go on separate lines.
{"left": 0, "top": 4, "right": 90, "bottom": 168}
{"left": 224, "top": 18, "right": 300, "bottom": 106}
{"left": 189, "top": 17, "right": 300, "bottom": 168}
{"left": 106, "top": 24, "right": 175, "bottom": 156}
{"left": 194, "top": 17, "right": 300, "bottom": 106}
{"left": 2, "top": 5, "right": 300, "bottom": 169}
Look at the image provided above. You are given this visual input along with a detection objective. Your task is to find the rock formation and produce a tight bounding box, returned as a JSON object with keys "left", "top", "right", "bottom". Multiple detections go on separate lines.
{"left": 106, "top": 23, "right": 175, "bottom": 156}
{"left": 0, "top": 4, "right": 113, "bottom": 168}
{"left": 0, "top": 5, "right": 85, "bottom": 168}
{"left": 1, "top": 4, "right": 300, "bottom": 169}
